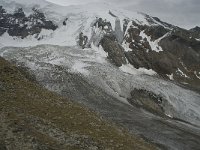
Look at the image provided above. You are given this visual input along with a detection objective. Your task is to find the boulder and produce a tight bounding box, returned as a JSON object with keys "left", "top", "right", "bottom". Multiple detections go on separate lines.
{"left": 128, "top": 89, "right": 165, "bottom": 116}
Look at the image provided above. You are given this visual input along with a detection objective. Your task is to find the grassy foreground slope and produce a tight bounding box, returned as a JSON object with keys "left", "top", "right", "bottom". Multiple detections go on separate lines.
{"left": 0, "top": 57, "right": 156, "bottom": 150}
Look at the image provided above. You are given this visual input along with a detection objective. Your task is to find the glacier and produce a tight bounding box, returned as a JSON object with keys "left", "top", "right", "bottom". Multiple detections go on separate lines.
{"left": 0, "top": 0, "right": 200, "bottom": 149}
{"left": 1, "top": 44, "right": 200, "bottom": 149}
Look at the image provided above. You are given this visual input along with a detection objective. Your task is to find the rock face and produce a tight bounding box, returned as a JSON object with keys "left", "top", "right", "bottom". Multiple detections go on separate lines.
{"left": 93, "top": 17, "right": 112, "bottom": 31}
{"left": 78, "top": 32, "right": 88, "bottom": 49}
{"left": 101, "top": 34, "right": 127, "bottom": 67}
{"left": 123, "top": 24, "right": 177, "bottom": 75}
{"left": 0, "top": 6, "right": 57, "bottom": 39}
{"left": 159, "top": 29, "right": 200, "bottom": 90}
{"left": 125, "top": 50, "right": 178, "bottom": 75}
{"left": 122, "top": 19, "right": 200, "bottom": 91}
{"left": 190, "top": 26, "right": 200, "bottom": 37}
{"left": 128, "top": 89, "right": 165, "bottom": 116}
{"left": 90, "top": 16, "right": 126, "bottom": 67}
{"left": 144, "top": 25, "right": 169, "bottom": 41}
{"left": 85, "top": 14, "right": 200, "bottom": 91}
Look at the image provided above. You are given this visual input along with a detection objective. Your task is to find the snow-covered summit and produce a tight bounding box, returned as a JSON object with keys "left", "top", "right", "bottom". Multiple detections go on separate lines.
{"left": 0, "top": 0, "right": 147, "bottom": 23}
{"left": 0, "top": 0, "right": 169, "bottom": 48}
{"left": 0, "top": 0, "right": 52, "bottom": 10}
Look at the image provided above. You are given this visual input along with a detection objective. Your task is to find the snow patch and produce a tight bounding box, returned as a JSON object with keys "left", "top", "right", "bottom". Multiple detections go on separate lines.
{"left": 0, "top": 49, "right": 8, "bottom": 57}
{"left": 71, "top": 60, "right": 90, "bottom": 75}
{"left": 177, "top": 68, "right": 189, "bottom": 78}
{"left": 194, "top": 71, "right": 200, "bottom": 80}
{"left": 122, "top": 41, "right": 132, "bottom": 52}
{"left": 124, "top": 21, "right": 134, "bottom": 36}
{"left": 166, "top": 113, "right": 173, "bottom": 118}
{"left": 120, "top": 64, "right": 156, "bottom": 76}
{"left": 167, "top": 74, "right": 174, "bottom": 80}
{"left": 91, "top": 44, "right": 108, "bottom": 58}
{"left": 140, "top": 31, "right": 169, "bottom": 52}
{"left": 196, "top": 38, "right": 200, "bottom": 41}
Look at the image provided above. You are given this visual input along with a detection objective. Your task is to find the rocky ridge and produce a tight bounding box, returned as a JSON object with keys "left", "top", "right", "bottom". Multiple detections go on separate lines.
{"left": 0, "top": 6, "right": 57, "bottom": 39}
{"left": 89, "top": 14, "right": 200, "bottom": 92}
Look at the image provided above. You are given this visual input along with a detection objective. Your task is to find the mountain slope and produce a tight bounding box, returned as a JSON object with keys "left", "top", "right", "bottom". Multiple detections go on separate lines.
{"left": 0, "top": 0, "right": 199, "bottom": 91}
{"left": 0, "top": 0, "right": 172, "bottom": 47}
{"left": 1, "top": 44, "right": 200, "bottom": 150}
{"left": 0, "top": 56, "right": 156, "bottom": 150}
{"left": 0, "top": 1, "right": 200, "bottom": 150}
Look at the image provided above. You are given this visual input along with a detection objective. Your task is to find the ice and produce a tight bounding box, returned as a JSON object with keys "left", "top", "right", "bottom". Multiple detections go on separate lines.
{"left": 0, "top": 43, "right": 4, "bottom": 49}
{"left": 177, "top": 68, "right": 189, "bottom": 78}
{"left": 1, "top": 45, "right": 200, "bottom": 126}
{"left": 122, "top": 41, "right": 132, "bottom": 52}
{"left": 140, "top": 30, "right": 165, "bottom": 52}
{"left": 194, "top": 71, "right": 200, "bottom": 80}
{"left": 120, "top": 64, "right": 156, "bottom": 76}
{"left": 167, "top": 74, "right": 174, "bottom": 80}
{"left": 0, "top": 0, "right": 158, "bottom": 49}
{"left": 71, "top": 60, "right": 90, "bottom": 75}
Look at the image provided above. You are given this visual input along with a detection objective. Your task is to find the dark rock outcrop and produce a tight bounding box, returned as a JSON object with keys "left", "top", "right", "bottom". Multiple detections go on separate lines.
{"left": 159, "top": 30, "right": 200, "bottom": 91}
{"left": 109, "top": 11, "right": 117, "bottom": 17}
{"left": 101, "top": 34, "right": 126, "bottom": 67}
{"left": 0, "top": 6, "right": 58, "bottom": 39}
{"left": 90, "top": 14, "right": 200, "bottom": 91}
{"left": 125, "top": 50, "right": 178, "bottom": 75}
{"left": 63, "top": 18, "right": 68, "bottom": 26}
{"left": 151, "top": 16, "right": 174, "bottom": 29}
{"left": 78, "top": 32, "right": 88, "bottom": 49}
{"left": 93, "top": 17, "right": 112, "bottom": 31}
{"left": 123, "top": 20, "right": 200, "bottom": 91}
{"left": 190, "top": 26, "right": 200, "bottom": 37}
{"left": 123, "top": 18, "right": 130, "bottom": 33}
{"left": 91, "top": 17, "right": 126, "bottom": 67}
{"left": 144, "top": 25, "right": 169, "bottom": 41}
{"left": 160, "top": 34, "right": 200, "bottom": 67}
{"left": 128, "top": 89, "right": 165, "bottom": 116}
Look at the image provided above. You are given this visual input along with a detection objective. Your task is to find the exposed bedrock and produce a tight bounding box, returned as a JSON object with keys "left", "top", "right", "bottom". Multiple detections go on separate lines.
{"left": 123, "top": 22, "right": 200, "bottom": 91}
{"left": 100, "top": 34, "right": 127, "bottom": 67}
{"left": 0, "top": 6, "right": 57, "bottom": 39}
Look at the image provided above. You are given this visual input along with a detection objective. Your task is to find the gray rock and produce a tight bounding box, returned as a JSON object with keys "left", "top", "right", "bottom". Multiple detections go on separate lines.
{"left": 0, "top": 6, "right": 58, "bottom": 39}
{"left": 123, "top": 22, "right": 200, "bottom": 91}
{"left": 101, "top": 35, "right": 127, "bottom": 67}
{"left": 128, "top": 89, "right": 165, "bottom": 116}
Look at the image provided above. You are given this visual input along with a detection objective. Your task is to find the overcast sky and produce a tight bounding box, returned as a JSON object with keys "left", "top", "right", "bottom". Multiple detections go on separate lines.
{"left": 46, "top": 0, "right": 199, "bottom": 29}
